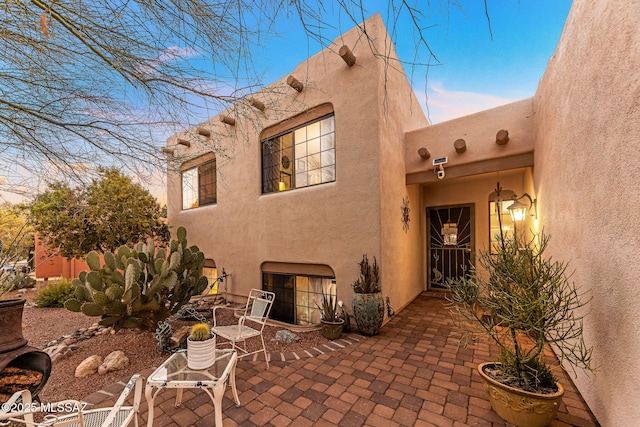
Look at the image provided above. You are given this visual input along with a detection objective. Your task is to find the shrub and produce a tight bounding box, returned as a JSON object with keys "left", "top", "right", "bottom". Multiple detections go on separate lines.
{"left": 34, "top": 280, "right": 75, "bottom": 308}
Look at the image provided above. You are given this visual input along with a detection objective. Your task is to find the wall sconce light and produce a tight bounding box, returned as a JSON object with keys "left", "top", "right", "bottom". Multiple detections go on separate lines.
{"left": 507, "top": 193, "right": 537, "bottom": 222}
{"left": 278, "top": 180, "right": 286, "bottom": 192}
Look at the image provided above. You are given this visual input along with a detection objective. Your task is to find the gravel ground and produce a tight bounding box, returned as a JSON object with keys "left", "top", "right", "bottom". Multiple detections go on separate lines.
{"left": 8, "top": 288, "right": 329, "bottom": 404}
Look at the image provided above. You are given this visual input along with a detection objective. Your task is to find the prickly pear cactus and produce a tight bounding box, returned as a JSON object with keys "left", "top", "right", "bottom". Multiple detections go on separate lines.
{"left": 64, "top": 227, "right": 208, "bottom": 331}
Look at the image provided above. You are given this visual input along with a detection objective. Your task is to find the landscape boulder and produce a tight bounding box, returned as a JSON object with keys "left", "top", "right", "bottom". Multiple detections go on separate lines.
{"left": 75, "top": 355, "right": 102, "bottom": 378}
{"left": 273, "top": 330, "right": 301, "bottom": 344}
{"left": 98, "top": 351, "right": 129, "bottom": 375}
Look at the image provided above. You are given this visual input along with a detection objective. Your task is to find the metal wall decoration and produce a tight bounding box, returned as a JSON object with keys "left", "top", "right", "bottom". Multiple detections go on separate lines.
{"left": 401, "top": 197, "right": 410, "bottom": 232}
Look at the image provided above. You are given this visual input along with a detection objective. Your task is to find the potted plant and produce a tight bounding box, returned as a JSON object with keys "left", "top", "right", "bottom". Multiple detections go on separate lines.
{"left": 351, "top": 254, "right": 384, "bottom": 336}
{"left": 444, "top": 226, "right": 593, "bottom": 427}
{"left": 186, "top": 323, "right": 216, "bottom": 370}
{"left": 316, "top": 289, "right": 345, "bottom": 340}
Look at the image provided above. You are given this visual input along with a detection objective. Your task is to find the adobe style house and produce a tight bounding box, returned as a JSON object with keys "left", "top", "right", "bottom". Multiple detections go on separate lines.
{"left": 166, "top": 1, "right": 639, "bottom": 425}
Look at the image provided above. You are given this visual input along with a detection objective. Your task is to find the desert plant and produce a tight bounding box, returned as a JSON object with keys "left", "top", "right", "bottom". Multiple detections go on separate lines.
{"left": 34, "top": 280, "right": 75, "bottom": 308}
{"left": 316, "top": 290, "right": 340, "bottom": 322}
{"left": 445, "top": 228, "right": 593, "bottom": 393}
{"left": 352, "top": 254, "right": 380, "bottom": 294}
{"left": 189, "top": 323, "right": 212, "bottom": 341}
{"left": 64, "top": 227, "right": 208, "bottom": 331}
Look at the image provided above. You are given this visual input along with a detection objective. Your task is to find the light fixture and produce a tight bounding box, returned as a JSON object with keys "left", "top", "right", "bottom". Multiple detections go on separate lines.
{"left": 278, "top": 180, "right": 286, "bottom": 192}
{"left": 507, "top": 193, "right": 537, "bottom": 222}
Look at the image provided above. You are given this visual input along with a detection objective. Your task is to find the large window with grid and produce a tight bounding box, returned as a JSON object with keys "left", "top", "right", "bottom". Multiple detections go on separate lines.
{"left": 182, "top": 157, "right": 216, "bottom": 210}
{"left": 262, "top": 115, "right": 335, "bottom": 193}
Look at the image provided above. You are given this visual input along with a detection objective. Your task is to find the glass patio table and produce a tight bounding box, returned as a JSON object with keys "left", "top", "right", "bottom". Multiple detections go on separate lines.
{"left": 144, "top": 349, "right": 240, "bottom": 427}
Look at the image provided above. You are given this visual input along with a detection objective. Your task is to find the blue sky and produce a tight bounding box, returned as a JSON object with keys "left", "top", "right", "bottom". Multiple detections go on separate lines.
{"left": 0, "top": 1, "right": 572, "bottom": 203}
{"left": 251, "top": 1, "right": 572, "bottom": 123}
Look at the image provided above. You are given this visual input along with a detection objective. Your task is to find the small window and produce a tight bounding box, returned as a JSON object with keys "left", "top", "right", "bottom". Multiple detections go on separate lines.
{"left": 202, "top": 259, "right": 219, "bottom": 295}
{"left": 182, "top": 158, "right": 216, "bottom": 209}
{"left": 262, "top": 115, "right": 335, "bottom": 194}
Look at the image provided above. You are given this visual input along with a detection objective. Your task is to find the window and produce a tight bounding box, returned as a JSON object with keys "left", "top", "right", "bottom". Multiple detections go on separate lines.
{"left": 262, "top": 272, "right": 336, "bottom": 325}
{"left": 262, "top": 115, "right": 335, "bottom": 193}
{"left": 182, "top": 157, "right": 216, "bottom": 209}
{"left": 202, "top": 259, "right": 219, "bottom": 295}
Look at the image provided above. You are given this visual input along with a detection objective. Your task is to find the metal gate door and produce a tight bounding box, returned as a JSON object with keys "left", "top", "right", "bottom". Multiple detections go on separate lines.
{"left": 427, "top": 205, "right": 474, "bottom": 290}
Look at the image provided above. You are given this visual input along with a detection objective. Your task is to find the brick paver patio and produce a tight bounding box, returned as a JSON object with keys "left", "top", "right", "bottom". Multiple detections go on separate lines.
{"left": 85, "top": 294, "right": 599, "bottom": 426}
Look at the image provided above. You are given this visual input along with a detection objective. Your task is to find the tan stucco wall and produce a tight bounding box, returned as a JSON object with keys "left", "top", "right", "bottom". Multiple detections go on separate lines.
{"left": 166, "top": 15, "right": 427, "bottom": 315}
{"left": 405, "top": 98, "right": 535, "bottom": 182}
{"left": 534, "top": 0, "right": 640, "bottom": 424}
{"left": 376, "top": 33, "right": 430, "bottom": 312}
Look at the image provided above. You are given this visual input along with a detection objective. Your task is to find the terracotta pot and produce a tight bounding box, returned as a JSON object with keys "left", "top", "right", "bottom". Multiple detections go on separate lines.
{"left": 352, "top": 292, "right": 384, "bottom": 336}
{"left": 187, "top": 334, "right": 216, "bottom": 370}
{"left": 477, "top": 362, "right": 564, "bottom": 427}
{"left": 320, "top": 319, "right": 344, "bottom": 340}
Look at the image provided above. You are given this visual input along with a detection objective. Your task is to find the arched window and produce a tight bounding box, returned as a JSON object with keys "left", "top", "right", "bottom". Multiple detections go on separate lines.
{"left": 261, "top": 262, "right": 336, "bottom": 325}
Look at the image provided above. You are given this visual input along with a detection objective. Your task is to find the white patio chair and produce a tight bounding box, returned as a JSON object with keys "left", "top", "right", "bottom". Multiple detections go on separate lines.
{"left": 0, "top": 374, "right": 142, "bottom": 427}
{"left": 212, "top": 289, "right": 275, "bottom": 368}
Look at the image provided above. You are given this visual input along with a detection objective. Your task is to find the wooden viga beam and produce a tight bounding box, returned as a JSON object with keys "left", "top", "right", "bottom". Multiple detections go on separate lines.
{"left": 197, "top": 127, "right": 211, "bottom": 137}
{"left": 220, "top": 115, "right": 236, "bottom": 126}
{"left": 287, "top": 75, "right": 303, "bottom": 92}
{"left": 248, "top": 98, "right": 265, "bottom": 111}
{"left": 339, "top": 45, "right": 356, "bottom": 66}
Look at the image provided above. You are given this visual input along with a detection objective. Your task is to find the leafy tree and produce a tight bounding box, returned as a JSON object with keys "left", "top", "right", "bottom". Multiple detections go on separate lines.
{"left": 0, "top": 203, "right": 33, "bottom": 262}
{"left": 29, "top": 168, "right": 169, "bottom": 258}
{"left": 0, "top": 202, "right": 35, "bottom": 296}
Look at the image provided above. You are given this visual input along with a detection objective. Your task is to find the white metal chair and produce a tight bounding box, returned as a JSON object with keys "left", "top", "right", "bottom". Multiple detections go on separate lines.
{"left": 212, "top": 289, "right": 275, "bottom": 368}
{"left": 0, "top": 374, "right": 142, "bottom": 427}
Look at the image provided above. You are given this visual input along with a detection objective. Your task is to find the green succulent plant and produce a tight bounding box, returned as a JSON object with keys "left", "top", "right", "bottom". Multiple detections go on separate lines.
{"left": 64, "top": 227, "right": 208, "bottom": 331}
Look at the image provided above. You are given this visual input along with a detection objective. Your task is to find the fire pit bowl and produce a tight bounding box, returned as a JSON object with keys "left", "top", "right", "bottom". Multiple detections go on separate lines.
{"left": 0, "top": 299, "right": 52, "bottom": 402}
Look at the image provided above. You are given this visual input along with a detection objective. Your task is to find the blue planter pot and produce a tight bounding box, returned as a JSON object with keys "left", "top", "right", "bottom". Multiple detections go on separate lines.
{"left": 352, "top": 292, "right": 384, "bottom": 336}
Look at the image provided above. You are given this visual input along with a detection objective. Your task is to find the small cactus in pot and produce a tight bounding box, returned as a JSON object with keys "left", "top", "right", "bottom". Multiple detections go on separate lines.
{"left": 187, "top": 322, "right": 216, "bottom": 370}
{"left": 189, "top": 323, "right": 212, "bottom": 341}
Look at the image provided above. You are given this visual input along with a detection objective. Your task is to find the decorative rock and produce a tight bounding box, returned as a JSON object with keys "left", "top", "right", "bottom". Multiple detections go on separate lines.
{"left": 169, "top": 326, "right": 191, "bottom": 350}
{"left": 98, "top": 351, "right": 129, "bottom": 375}
{"left": 273, "top": 330, "right": 301, "bottom": 344}
{"left": 44, "top": 343, "right": 73, "bottom": 363}
{"left": 75, "top": 355, "right": 102, "bottom": 378}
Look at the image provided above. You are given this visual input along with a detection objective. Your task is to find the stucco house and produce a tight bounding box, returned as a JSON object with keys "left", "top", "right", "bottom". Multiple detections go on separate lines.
{"left": 166, "top": 1, "right": 639, "bottom": 425}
